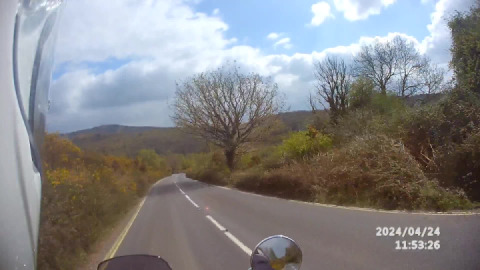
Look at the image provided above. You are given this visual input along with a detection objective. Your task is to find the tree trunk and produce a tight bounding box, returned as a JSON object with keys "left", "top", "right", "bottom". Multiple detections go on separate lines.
{"left": 380, "top": 83, "right": 387, "bottom": 95}
{"left": 224, "top": 147, "right": 236, "bottom": 171}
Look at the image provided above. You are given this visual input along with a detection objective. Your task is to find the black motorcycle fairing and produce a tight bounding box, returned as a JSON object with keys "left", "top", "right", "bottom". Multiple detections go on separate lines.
{"left": 97, "top": 255, "right": 172, "bottom": 270}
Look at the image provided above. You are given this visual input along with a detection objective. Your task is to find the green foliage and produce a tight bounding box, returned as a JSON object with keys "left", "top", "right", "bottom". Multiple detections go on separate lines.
{"left": 448, "top": 2, "right": 480, "bottom": 92}
{"left": 319, "top": 91, "right": 408, "bottom": 145}
{"left": 182, "top": 151, "right": 230, "bottom": 186}
{"left": 349, "top": 77, "right": 375, "bottom": 109}
{"left": 136, "top": 149, "right": 170, "bottom": 173}
{"left": 259, "top": 146, "right": 285, "bottom": 170}
{"left": 280, "top": 127, "right": 333, "bottom": 160}
{"left": 370, "top": 92, "right": 406, "bottom": 116}
{"left": 238, "top": 153, "right": 262, "bottom": 170}
{"left": 38, "top": 134, "right": 170, "bottom": 270}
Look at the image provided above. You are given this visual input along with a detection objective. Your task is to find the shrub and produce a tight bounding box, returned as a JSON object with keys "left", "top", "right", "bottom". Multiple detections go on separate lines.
{"left": 311, "top": 135, "right": 471, "bottom": 210}
{"left": 401, "top": 89, "right": 480, "bottom": 201}
{"left": 183, "top": 151, "right": 230, "bottom": 186}
{"left": 370, "top": 92, "right": 406, "bottom": 116}
{"left": 238, "top": 152, "right": 262, "bottom": 170}
{"left": 434, "top": 130, "right": 480, "bottom": 200}
{"left": 232, "top": 165, "right": 317, "bottom": 200}
{"left": 245, "top": 134, "right": 471, "bottom": 211}
{"left": 349, "top": 77, "right": 375, "bottom": 109}
{"left": 38, "top": 134, "right": 169, "bottom": 270}
{"left": 230, "top": 167, "right": 265, "bottom": 190}
{"left": 280, "top": 127, "right": 332, "bottom": 160}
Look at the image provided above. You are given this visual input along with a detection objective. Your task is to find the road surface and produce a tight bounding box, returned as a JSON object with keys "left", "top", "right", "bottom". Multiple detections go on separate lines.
{"left": 112, "top": 174, "right": 480, "bottom": 270}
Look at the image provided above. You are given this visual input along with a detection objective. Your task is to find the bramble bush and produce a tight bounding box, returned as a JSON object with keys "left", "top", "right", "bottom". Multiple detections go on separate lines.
{"left": 401, "top": 89, "right": 480, "bottom": 200}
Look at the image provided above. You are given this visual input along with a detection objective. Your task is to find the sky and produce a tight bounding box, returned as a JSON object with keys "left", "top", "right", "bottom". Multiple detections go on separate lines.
{"left": 47, "top": 0, "right": 476, "bottom": 132}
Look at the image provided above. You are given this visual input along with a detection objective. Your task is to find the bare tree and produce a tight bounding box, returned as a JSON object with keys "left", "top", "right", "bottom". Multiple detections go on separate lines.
{"left": 393, "top": 37, "right": 429, "bottom": 97}
{"left": 311, "top": 56, "right": 351, "bottom": 124}
{"left": 421, "top": 63, "right": 446, "bottom": 94}
{"left": 172, "top": 64, "right": 283, "bottom": 170}
{"left": 354, "top": 40, "right": 397, "bottom": 95}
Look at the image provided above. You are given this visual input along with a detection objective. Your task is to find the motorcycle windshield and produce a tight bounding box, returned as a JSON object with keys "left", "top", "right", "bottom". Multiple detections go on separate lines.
{"left": 97, "top": 255, "right": 172, "bottom": 270}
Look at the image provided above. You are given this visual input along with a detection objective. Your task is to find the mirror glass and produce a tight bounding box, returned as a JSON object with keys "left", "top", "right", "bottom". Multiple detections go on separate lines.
{"left": 251, "top": 235, "right": 302, "bottom": 270}
{"left": 97, "top": 255, "right": 172, "bottom": 270}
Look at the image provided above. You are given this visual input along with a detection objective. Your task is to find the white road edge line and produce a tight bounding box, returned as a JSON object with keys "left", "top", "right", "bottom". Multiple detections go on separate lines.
{"left": 205, "top": 215, "right": 252, "bottom": 255}
{"left": 209, "top": 181, "right": 480, "bottom": 216}
{"left": 185, "top": 195, "right": 199, "bottom": 208}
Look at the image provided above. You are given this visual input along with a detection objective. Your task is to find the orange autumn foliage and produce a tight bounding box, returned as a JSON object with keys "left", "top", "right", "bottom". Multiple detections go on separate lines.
{"left": 38, "top": 134, "right": 170, "bottom": 270}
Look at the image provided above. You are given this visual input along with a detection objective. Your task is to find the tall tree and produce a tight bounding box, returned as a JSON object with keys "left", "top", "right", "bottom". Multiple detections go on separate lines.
{"left": 310, "top": 56, "right": 351, "bottom": 124}
{"left": 393, "top": 36, "right": 428, "bottom": 97}
{"left": 448, "top": 2, "right": 480, "bottom": 92}
{"left": 353, "top": 40, "right": 397, "bottom": 95}
{"left": 172, "top": 64, "right": 283, "bottom": 170}
{"left": 421, "top": 63, "right": 446, "bottom": 94}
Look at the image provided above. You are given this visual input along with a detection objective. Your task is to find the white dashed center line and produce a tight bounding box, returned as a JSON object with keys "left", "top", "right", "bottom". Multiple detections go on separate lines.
{"left": 185, "top": 195, "right": 199, "bottom": 208}
{"left": 175, "top": 180, "right": 252, "bottom": 255}
{"left": 175, "top": 181, "right": 198, "bottom": 208}
{"left": 205, "top": 215, "right": 252, "bottom": 255}
{"left": 206, "top": 215, "right": 226, "bottom": 231}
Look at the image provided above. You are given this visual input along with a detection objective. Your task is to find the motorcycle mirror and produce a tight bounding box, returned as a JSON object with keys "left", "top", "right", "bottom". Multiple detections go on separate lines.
{"left": 250, "top": 235, "right": 302, "bottom": 270}
{"left": 97, "top": 255, "right": 172, "bottom": 270}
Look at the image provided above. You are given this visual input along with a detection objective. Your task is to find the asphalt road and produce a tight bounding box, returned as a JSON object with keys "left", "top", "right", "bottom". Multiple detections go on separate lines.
{"left": 113, "top": 174, "right": 480, "bottom": 270}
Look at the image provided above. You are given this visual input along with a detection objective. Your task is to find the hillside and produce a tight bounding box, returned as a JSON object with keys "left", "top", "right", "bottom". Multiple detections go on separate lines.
{"left": 65, "top": 110, "right": 317, "bottom": 157}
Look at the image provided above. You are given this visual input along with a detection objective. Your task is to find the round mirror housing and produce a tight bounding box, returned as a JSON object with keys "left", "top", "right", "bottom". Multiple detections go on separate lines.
{"left": 250, "top": 235, "right": 302, "bottom": 270}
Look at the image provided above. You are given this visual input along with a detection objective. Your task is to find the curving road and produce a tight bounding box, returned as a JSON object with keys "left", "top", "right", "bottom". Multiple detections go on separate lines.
{"left": 112, "top": 174, "right": 480, "bottom": 270}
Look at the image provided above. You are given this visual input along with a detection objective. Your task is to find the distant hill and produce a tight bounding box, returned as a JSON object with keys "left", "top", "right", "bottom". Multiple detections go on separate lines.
{"left": 64, "top": 110, "right": 317, "bottom": 157}
{"left": 66, "top": 125, "right": 159, "bottom": 137}
{"left": 276, "top": 110, "right": 315, "bottom": 131}
{"left": 404, "top": 93, "right": 445, "bottom": 107}
{"left": 65, "top": 127, "right": 208, "bottom": 157}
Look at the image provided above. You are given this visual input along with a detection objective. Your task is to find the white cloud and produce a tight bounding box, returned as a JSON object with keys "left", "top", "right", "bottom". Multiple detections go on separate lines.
{"left": 421, "top": 0, "right": 476, "bottom": 64}
{"left": 267, "top": 32, "right": 292, "bottom": 49}
{"left": 267, "top": 32, "right": 281, "bottom": 40}
{"left": 54, "top": 0, "right": 234, "bottom": 65}
{"left": 212, "top": 8, "right": 220, "bottom": 15}
{"left": 333, "top": 0, "right": 397, "bottom": 21}
{"left": 274, "top": 38, "right": 293, "bottom": 49}
{"left": 310, "top": 1, "right": 334, "bottom": 26}
{"left": 47, "top": 0, "right": 473, "bottom": 132}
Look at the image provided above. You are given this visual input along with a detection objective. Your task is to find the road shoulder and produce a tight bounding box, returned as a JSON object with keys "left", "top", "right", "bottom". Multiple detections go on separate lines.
{"left": 76, "top": 198, "right": 143, "bottom": 270}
